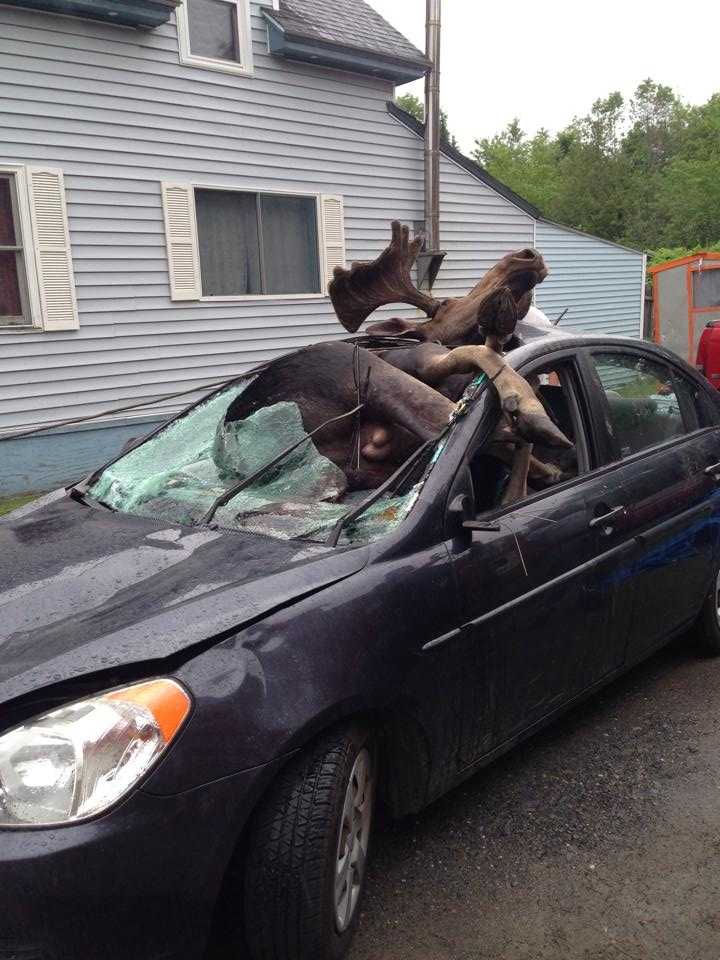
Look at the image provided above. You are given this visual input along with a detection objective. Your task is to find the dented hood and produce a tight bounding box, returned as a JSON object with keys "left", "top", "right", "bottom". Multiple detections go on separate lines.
{"left": 0, "top": 493, "right": 368, "bottom": 707}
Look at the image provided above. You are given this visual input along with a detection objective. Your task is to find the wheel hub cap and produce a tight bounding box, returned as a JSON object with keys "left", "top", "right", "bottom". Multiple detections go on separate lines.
{"left": 334, "top": 747, "right": 373, "bottom": 933}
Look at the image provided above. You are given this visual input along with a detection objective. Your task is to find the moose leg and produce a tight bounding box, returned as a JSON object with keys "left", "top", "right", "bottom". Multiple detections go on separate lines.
{"left": 501, "top": 442, "right": 532, "bottom": 506}
{"left": 527, "top": 455, "right": 565, "bottom": 485}
{"left": 419, "top": 345, "right": 573, "bottom": 449}
{"left": 488, "top": 440, "right": 564, "bottom": 486}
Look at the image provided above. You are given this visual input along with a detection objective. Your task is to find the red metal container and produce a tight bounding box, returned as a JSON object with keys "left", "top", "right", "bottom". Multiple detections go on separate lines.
{"left": 696, "top": 320, "right": 720, "bottom": 389}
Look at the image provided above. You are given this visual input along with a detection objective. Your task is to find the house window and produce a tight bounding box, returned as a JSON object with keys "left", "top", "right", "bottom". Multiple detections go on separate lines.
{"left": 0, "top": 174, "right": 30, "bottom": 326}
{"left": 693, "top": 269, "right": 720, "bottom": 310}
{"left": 195, "top": 189, "right": 321, "bottom": 296}
{"left": 177, "top": 0, "right": 253, "bottom": 75}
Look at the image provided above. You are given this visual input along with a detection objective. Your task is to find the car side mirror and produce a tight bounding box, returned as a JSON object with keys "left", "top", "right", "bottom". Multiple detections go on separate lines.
{"left": 463, "top": 519, "right": 502, "bottom": 532}
{"left": 447, "top": 493, "right": 472, "bottom": 538}
{"left": 447, "top": 494, "right": 503, "bottom": 538}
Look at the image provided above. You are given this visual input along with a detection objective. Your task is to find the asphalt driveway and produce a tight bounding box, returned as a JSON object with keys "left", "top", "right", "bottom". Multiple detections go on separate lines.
{"left": 350, "top": 637, "right": 720, "bottom": 960}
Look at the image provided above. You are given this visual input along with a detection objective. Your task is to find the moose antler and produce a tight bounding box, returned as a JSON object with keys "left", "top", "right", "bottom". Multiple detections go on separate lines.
{"left": 390, "top": 247, "right": 548, "bottom": 347}
{"left": 420, "top": 345, "right": 573, "bottom": 450}
{"left": 331, "top": 221, "right": 549, "bottom": 349}
{"left": 329, "top": 220, "right": 441, "bottom": 333}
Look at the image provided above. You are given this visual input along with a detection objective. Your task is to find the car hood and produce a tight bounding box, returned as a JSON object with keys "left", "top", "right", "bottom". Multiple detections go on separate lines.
{"left": 0, "top": 493, "right": 368, "bottom": 707}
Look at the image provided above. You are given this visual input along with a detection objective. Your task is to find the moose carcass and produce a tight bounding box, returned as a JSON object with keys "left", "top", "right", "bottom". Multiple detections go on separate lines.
{"left": 223, "top": 341, "right": 456, "bottom": 490}
{"left": 220, "top": 222, "right": 570, "bottom": 495}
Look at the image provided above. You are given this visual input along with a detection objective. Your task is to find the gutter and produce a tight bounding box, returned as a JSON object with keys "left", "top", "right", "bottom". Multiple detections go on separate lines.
{"left": 0, "top": 0, "right": 180, "bottom": 28}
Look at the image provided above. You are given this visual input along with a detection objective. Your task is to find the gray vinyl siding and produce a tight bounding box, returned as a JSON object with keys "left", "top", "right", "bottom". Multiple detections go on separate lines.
{"left": 534, "top": 221, "right": 644, "bottom": 338}
{"left": 432, "top": 154, "right": 534, "bottom": 300}
{"left": 0, "top": 0, "right": 535, "bottom": 436}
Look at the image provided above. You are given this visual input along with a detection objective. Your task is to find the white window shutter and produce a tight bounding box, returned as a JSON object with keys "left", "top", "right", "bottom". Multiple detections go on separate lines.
{"left": 26, "top": 168, "right": 79, "bottom": 331}
{"left": 320, "top": 195, "right": 346, "bottom": 292}
{"left": 162, "top": 182, "right": 202, "bottom": 301}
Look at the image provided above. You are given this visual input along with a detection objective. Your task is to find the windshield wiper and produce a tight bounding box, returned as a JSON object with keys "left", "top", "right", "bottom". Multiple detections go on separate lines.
{"left": 202, "top": 402, "right": 365, "bottom": 526}
{"left": 324, "top": 436, "right": 438, "bottom": 547}
{"left": 69, "top": 486, "right": 115, "bottom": 512}
{"left": 325, "top": 371, "right": 491, "bottom": 547}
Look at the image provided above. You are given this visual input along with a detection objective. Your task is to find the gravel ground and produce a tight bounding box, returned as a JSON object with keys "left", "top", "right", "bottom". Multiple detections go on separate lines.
{"left": 350, "top": 637, "right": 720, "bottom": 960}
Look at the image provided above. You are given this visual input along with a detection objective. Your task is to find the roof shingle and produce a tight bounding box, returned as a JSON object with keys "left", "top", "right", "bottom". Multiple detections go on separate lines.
{"left": 270, "top": 0, "right": 429, "bottom": 68}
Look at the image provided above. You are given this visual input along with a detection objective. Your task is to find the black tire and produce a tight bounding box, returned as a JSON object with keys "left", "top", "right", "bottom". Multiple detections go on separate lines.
{"left": 694, "top": 568, "right": 720, "bottom": 655}
{"left": 243, "top": 725, "right": 375, "bottom": 960}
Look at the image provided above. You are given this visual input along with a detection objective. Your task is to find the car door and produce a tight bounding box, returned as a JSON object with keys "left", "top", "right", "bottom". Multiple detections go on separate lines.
{"left": 581, "top": 346, "right": 720, "bottom": 663}
{"left": 446, "top": 349, "right": 637, "bottom": 767}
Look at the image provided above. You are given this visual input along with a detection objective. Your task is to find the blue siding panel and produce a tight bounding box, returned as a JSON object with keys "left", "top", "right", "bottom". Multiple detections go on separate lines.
{"left": 0, "top": 418, "right": 162, "bottom": 496}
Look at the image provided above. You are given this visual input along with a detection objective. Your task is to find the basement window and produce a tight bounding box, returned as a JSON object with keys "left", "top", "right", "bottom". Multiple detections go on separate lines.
{"left": 195, "top": 189, "right": 322, "bottom": 297}
{"left": 177, "top": 0, "right": 254, "bottom": 76}
{"left": 0, "top": 174, "right": 31, "bottom": 327}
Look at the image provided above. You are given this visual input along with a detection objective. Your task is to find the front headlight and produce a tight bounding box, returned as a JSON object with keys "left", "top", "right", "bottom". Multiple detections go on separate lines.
{"left": 0, "top": 679, "right": 191, "bottom": 827}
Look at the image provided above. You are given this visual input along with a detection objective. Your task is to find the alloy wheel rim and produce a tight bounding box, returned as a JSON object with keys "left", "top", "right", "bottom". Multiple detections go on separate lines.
{"left": 334, "top": 747, "right": 373, "bottom": 933}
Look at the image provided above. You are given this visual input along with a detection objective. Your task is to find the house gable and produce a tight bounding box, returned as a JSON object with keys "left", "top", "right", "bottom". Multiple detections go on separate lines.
{"left": 386, "top": 101, "right": 542, "bottom": 220}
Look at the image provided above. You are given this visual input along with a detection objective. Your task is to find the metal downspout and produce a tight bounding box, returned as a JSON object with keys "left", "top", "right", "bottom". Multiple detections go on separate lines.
{"left": 424, "top": 0, "right": 441, "bottom": 253}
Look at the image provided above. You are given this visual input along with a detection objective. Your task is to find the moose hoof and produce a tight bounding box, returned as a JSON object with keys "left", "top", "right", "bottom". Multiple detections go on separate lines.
{"left": 516, "top": 412, "right": 573, "bottom": 450}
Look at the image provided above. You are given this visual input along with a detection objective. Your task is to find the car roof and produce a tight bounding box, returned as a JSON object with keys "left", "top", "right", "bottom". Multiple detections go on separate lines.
{"left": 507, "top": 333, "right": 678, "bottom": 370}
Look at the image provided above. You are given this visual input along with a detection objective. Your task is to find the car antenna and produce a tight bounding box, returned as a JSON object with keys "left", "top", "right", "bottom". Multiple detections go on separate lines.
{"left": 554, "top": 308, "right": 569, "bottom": 326}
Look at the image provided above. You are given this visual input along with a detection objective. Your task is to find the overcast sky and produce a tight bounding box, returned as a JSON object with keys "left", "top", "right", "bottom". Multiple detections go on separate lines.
{"left": 369, "top": 0, "right": 720, "bottom": 154}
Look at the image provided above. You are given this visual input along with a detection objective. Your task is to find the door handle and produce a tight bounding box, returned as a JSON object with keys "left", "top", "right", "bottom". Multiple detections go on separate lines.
{"left": 589, "top": 505, "right": 626, "bottom": 531}
{"left": 704, "top": 462, "right": 720, "bottom": 479}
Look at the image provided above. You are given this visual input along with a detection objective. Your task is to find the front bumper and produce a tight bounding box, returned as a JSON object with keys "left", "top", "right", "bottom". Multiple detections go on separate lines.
{"left": 0, "top": 761, "right": 278, "bottom": 960}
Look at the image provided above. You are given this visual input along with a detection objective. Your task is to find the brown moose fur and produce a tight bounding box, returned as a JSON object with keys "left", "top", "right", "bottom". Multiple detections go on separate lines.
{"left": 226, "top": 222, "right": 572, "bottom": 502}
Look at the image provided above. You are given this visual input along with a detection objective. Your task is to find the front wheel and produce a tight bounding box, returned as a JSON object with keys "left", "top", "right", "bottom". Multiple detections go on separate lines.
{"left": 244, "top": 726, "right": 375, "bottom": 960}
{"left": 693, "top": 566, "right": 720, "bottom": 655}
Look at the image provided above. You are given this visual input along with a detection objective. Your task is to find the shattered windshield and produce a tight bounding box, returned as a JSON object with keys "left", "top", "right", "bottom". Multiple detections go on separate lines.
{"left": 88, "top": 375, "right": 452, "bottom": 546}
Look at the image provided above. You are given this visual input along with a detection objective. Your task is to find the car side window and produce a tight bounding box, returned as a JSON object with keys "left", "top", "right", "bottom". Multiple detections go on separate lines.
{"left": 470, "top": 360, "right": 583, "bottom": 513}
{"left": 591, "top": 352, "right": 686, "bottom": 459}
{"left": 671, "top": 367, "right": 717, "bottom": 430}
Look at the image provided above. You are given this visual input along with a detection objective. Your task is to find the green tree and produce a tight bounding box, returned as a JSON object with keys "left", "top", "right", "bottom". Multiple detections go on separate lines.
{"left": 473, "top": 94, "right": 629, "bottom": 239}
{"left": 550, "top": 92, "right": 629, "bottom": 239}
{"left": 471, "top": 80, "right": 720, "bottom": 252}
{"left": 472, "top": 120, "right": 561, "bottom": 214}
{"left": 659, "top": 94, "right": 720, "bottom": 246}
{"left": 620, "top": 80, "right": 686, "bottom": 247}
{"left": 648, "top": 242, "right": 720, "bottom": 270}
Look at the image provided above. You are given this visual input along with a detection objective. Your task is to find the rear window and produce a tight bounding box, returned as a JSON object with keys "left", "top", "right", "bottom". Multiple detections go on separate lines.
{"left": 591, "top": 352, "right": 685, "bottom": 458}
